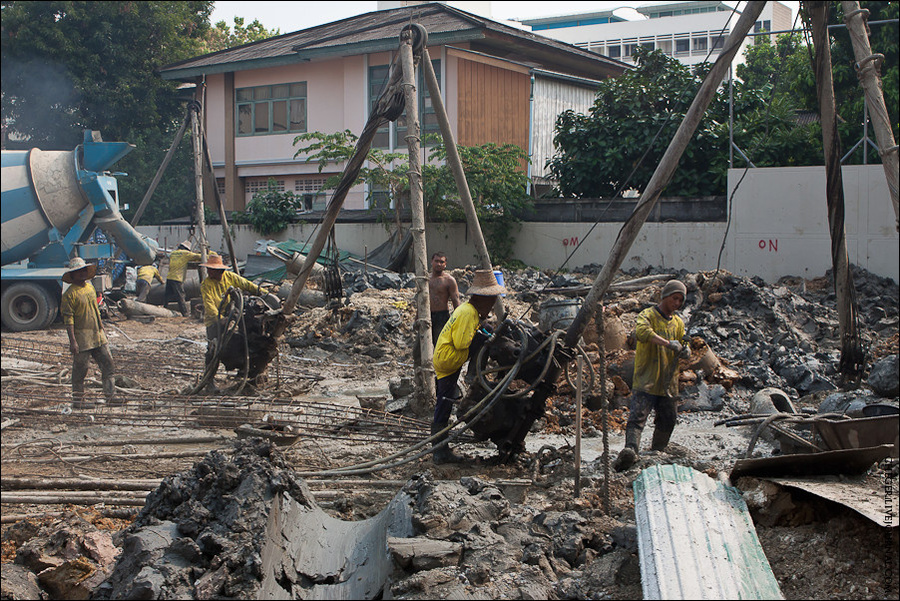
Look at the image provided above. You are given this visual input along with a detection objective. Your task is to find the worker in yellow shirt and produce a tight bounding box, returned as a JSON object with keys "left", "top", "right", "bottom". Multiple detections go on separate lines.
{"left": 135, "top": 262, "right": 164, "bottom": 303}
{"left": 164, "top": 241, "right": 217, "bottom": 317}
{"left": 431, "top": 269, "right": 505, "bottom": 463}
{"left": 199, "top": 254, "right": 267, "bottom": 390}
{"left": 60, "top": 257, "right": 117, "bottom": 409}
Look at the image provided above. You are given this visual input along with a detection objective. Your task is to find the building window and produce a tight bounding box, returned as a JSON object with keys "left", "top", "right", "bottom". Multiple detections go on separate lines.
{"left": 693, "top": 37, "right": 708, "bottom": 52}
{"left": 712, "top": 34, "right": 726, "bottom": 49}
{"left": 294, "top": 177, "right": 328, "bottom": 211}
{"left": 675, "top": 39, "right": 690, "bottom": 54}
{"left": 369, "top": 60, "right": 441, "bottom": 149}
{"left": 236, "top": 82, "right": 307, "bottom": 136}
{"left": 754, "top": 20, "right": 771, "bottom": 33}
{"left": 607, "top": 45, "right": 621, "bottom": 58}
{"left": 624, "top": 43, "right": 639, "bottom": 57}
{"left": 641, "top": 41, "right": 654, "bottom": 51}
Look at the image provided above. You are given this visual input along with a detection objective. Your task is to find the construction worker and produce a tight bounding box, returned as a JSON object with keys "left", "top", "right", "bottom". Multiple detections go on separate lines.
{"left": 431, "top": 269, "right": 506, "bottom": 464}
{"left": 614, "top": 279, "right": 692, "bottom": 471}
{"left": 164, "top": 241, "right": 217, "bottom": 317}
{"left": 60, "top": 257, "right": 117, "bottom": 409}
{"left": 135, "top": 262, "right": 164, "bottom": 303}
{"left": 199, "top": 254, "right": 267, "bottom": 389}
{"left": 429, "top": 251, "right": 461, "bottom": 346}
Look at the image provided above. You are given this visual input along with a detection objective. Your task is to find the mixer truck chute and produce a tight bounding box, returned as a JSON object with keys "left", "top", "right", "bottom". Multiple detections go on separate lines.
{"left": 1, "top": 130, "right": 159, "bottom": 331}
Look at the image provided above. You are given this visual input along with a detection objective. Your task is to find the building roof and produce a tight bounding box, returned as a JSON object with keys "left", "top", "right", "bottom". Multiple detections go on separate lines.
{"left": 159, "top": 2, "right": 628, "bottom": 81}
{"left": 636, "top": 1, "right": 735, "bottom": 17}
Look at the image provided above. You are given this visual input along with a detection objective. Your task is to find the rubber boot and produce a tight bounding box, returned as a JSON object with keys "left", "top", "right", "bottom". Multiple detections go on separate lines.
{"left": 613, "top": 427, "right": 642, "bottom": 472}
{"left": 431, "top": 422, "right": 464, "bottom": 464}
{"left": 651, "top": 427, "right": 673, "bottom": 452}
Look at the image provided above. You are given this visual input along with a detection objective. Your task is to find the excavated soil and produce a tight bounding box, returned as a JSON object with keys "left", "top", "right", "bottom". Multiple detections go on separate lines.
{"left": 1, "top": 265, "right": 898, "bottom": 600}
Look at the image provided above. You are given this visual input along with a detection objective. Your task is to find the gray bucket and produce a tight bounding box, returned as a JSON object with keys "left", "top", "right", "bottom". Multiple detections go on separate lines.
{"left": 538, "top": 298, "right": 582, "bottom": 333}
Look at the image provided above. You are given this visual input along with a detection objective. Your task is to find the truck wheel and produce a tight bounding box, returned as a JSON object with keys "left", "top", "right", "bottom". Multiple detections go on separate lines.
{"left": 1, "top": 283, "right": 59, "bottom": 332}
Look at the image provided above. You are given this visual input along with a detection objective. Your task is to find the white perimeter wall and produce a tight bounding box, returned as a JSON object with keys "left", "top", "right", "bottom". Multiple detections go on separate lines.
{"left": 138, "top": 166, "right": 898, "bottom": 284}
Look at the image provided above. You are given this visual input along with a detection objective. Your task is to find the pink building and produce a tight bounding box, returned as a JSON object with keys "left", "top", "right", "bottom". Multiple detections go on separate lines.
{"left": 160, "top": 3, "right": 626, "bottom": 213}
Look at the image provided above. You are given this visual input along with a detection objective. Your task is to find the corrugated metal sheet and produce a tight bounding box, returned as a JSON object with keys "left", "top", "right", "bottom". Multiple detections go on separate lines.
{"left": 634, "top": 464, "right": 783, "bottom": 600}
{"left": 531, "top": 76, "right": 599, "bottom": 178}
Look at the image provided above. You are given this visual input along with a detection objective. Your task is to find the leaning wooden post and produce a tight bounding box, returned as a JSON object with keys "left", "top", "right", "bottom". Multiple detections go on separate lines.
{"left": 563, "top": 1, "right": 765, "bottom": 348}
{"left": 841, "top": 1, "right": 899, "bottom": 231}
{"left": 400, "top": 29, "right": 437, "bottom": 406}
{"left": 809, "top": 2, "right": 865, "bottom": 382}
{"left": 421, "top": 49, "right": 505, "bottom": 321}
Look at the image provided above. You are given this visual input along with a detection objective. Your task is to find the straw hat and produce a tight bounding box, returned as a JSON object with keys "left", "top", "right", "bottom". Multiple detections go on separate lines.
{"left": 467, "top": 269, "right": 506, "bottom": 297}
{"left": 62, "top": 257, "right": 97, "bottom": 283}
{"left": 201, "top": 255, "right": 227, "bottom": 270}
{"left": 178, "top": 240, "right": 192, "bottom": 251}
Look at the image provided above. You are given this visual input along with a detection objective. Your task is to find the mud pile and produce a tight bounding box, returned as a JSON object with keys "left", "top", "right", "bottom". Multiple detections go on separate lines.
{"left": 94, "top": 439, "right": 311, "bottom": 599}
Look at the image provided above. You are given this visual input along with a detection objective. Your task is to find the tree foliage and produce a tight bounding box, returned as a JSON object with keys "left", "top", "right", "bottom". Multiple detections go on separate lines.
{"left": 294, "top": 131, "right": 532, "bottom": 265}
{"left": 232, "top": 179, "right": 301, "bottom": 236}
{"left": 200, "top": 16, "right": 279, "bottom": 54}
{"left": 1, "top": 1, "right": 278, "bottom": 224}
{"left": 548, "top": 1, "right": 898, "bottom": 199}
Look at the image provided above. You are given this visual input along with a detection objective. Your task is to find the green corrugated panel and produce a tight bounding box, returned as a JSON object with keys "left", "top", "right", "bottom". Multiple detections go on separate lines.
{"left": 254, "top": 240, "right": 354, "bottom": 283}
{"left": 633, "top": 464, "right": 783, "bottom": 600}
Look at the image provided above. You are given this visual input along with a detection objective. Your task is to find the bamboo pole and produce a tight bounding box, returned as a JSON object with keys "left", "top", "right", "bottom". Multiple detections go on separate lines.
{"left": 400, "top": 30, "right": 437, "bottom": 406}
{"left": 2, "top": 477, "right": 161, "bottom": 491}
{"left": 1, "top": 493, "right": 148, "bottom": 506}
{"left": 563, "top": 1, "right": 766, "bottom": 348}
{"left": 421, "top": 49, "right": 505, "bottom": 321}
{"left": 809, "top": 3, "right": 865, "bottom": 382}
{"left": 840, "top": 1, "right": 899, "bottom": 231}
{"left": 574, "top": 355, "right": 583, "bottom": 497}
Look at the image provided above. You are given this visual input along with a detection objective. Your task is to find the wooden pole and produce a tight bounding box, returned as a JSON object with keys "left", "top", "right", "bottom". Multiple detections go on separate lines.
{"left": 421, "top": 49, "right": 505, "bottom": 321}
{"left": 400, "top": 31, "right": 437, "bottom": 406}
{"left": 840, "top": 1, "right": 899, "bottom": 231}
{"left": 563, "top": 1, "right": 766, "bottom": 348}
{"left": 809, "top": 2, "right": 865, "bottom": 381}
{"left": 575, "top": 354, "right": 583, "bottom": 497}
{"left": 190, "top": 101, "right": 209, "bottom": 280}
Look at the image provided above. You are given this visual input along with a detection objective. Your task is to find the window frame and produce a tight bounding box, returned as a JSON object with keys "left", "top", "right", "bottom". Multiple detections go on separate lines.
{"left": 236, "top": 82, "right": 308, "bottom": 137}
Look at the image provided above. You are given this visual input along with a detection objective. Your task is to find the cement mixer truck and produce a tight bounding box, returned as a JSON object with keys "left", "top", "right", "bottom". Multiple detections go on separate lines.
{"left": 1, "top": 130, "right": 159, "bottom": 331}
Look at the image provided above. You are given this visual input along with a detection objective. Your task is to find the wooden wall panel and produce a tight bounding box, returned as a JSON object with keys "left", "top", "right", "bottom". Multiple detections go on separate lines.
{"left": 457, "top": 58, "right": 529, "bottom": 153}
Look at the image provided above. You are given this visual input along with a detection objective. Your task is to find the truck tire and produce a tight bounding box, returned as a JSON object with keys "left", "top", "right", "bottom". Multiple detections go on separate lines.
{"left": 1, "top": 282, "right": 59, "bottom": 332}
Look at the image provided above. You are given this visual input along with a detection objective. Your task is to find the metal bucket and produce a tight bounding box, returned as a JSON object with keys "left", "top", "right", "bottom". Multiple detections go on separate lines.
{"left": 538, "top": 298, "right": 582, "bottom": 333}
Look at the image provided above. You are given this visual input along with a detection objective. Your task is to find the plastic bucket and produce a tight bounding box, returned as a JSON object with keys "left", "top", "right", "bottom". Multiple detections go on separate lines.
{"left": 493, "top": 270, "right": 506, "bottom": 297}
{"left": 538, "top": 298, "right": 582, "bottom": 332}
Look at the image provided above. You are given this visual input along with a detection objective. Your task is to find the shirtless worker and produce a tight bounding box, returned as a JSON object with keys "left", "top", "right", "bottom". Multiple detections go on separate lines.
{"left": 428, "top": 252, "right": 460, "bottom": 345}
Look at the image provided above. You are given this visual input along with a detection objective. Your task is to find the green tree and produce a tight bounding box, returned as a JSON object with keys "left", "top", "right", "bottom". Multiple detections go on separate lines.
{"left": 1, "top": 1, "right": 213, "bottom": 223}
{"left": 294, "top": 131, "right": 532, "bottom": 266}
{"left": 232, "top": 178, "right": 301, "bottom": 236}
{"left": 200, "top": 16, "right": 279, "bottom": 54}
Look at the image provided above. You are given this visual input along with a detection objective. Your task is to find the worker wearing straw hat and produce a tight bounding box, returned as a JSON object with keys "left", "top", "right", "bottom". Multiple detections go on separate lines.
{"left": 199, "top": 254, "right": 267, "bottom": 390}
{"left": 431, "top": 269, "right": 506, "bottom": 463}
{"left": 163, "top": 240, "right": 217, "bottom": 317}
{"left": 60, "top": 257, "right": 117, "bottom": 409}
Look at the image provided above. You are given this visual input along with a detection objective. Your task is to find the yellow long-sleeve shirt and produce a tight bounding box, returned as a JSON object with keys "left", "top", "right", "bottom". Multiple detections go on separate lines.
{"left": 166, "top": 250, "right": 217, "bottom": 283}
{"left": 433, "top": 302, "right": 481, "bottom": 379}
{"left": 137, "top": 265, "right": 163, "bottom": 284}
{"left": 61, "top": 281, "right": 107, "bottom": 351}
{"left": 200, "top": 270, "right": 264, "bottom": 327}
{"left": 633, "top": 306, "right": 688, "bottom": 398}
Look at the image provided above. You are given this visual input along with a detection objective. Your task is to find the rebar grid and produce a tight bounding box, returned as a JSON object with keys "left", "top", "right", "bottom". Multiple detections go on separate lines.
{"left": 1, "top": 386, "right": 429, "bottom": 444}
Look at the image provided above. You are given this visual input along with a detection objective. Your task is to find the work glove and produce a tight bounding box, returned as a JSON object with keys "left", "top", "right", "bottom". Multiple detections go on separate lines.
{"left": 666, "top": 340, "right": 683, "bottom": 355}
{"left": 679, "top": 344, "right": 692, "bottom": 360}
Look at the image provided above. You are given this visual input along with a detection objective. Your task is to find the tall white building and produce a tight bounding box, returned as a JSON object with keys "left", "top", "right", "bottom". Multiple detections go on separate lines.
{"left": 518, "top": 1, "right": 793, "bottom": 67}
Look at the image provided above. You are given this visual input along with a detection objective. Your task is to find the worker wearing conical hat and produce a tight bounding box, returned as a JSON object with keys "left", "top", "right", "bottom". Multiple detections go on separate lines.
{"left": 431, "top": 269, "right": 506, "bottom": 464}
{"left": 198, "top": 254, "right": 267, "bottom": 392}
{"left": 60, "top": 257, "right": 117, "bottom": 409}
{"left": 163, "top": 240, "right": 217, "bottom": 317}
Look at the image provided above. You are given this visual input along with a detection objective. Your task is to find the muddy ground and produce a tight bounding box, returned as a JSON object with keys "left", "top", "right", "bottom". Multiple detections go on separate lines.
{"left": 1, "top": 265, "right": 898, "bottom": 600}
